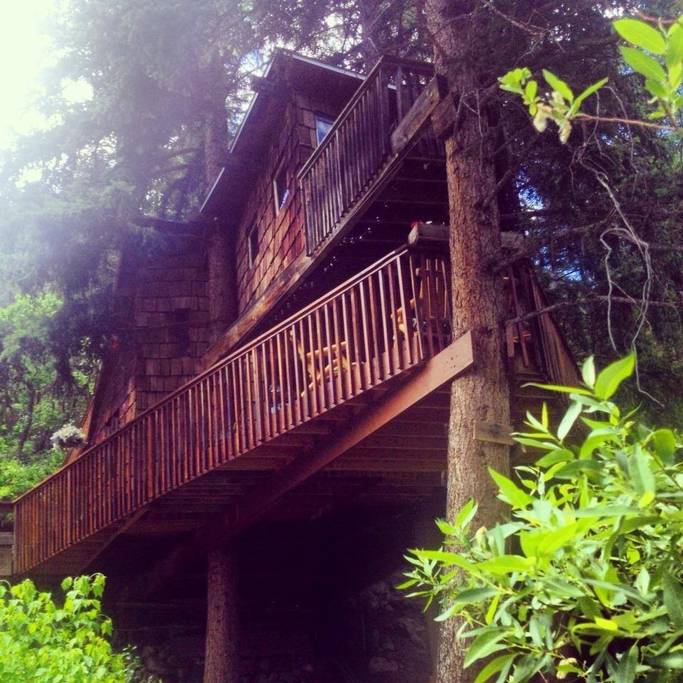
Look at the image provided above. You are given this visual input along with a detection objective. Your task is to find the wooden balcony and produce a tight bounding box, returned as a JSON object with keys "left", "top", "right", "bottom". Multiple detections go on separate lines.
{"left": 13, "top": 246, "right": 452, "bottom": 575}
{"left": 298, "top": 56, "right": 442, "bottom": 258}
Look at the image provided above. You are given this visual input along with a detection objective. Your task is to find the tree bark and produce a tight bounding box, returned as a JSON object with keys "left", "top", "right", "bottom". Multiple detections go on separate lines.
{"left": 424, "top": 2, "right": 512, "bottom": 681}
{"left": 203, "top": 546, "right": 240, "bottom": 683}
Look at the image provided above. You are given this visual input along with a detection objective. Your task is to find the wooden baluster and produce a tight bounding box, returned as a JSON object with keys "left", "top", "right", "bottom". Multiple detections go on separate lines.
{"left": 267, "top": 339, "right": 279, "bottom": 437}
{"left": 291, "top": 323, "right": 303, "bottom": 425}
{"left": 276, "top": 333, "right": 289, "bottom": 432}
{"left": 386, "top": 260, "right": 402, "bottom": 372}
{"left": 322, "top": 303, "right": 334, "bottom": 406}
{"left": 304, "top": 316, "right": 317, "bottom": 417}
{"left": 341, "top": 291, "right": 355, "bottom": 397}
{"left": 311, "top": 308, "right": 325, "bottom": 411}
{"left": 236, "top": 357, "right": 247, "bottom": 456}
{"left": 215, "top": 368, "right": 226, "bottom": 463}
{"left": 227, "top": 361, "right": 240, "bottom": 456}
{"left": 190, "top": 388, "right": 199, "bottom": 477}
{"left": 260, "top": 342, "right": 270, "bottom": 437}
{"left": 331, "top": 298, "right": 344, "bottom": 401}
{"left": 396, "top": 254, "right": 413, "bottom": 367}
{"left": 358, "top": 278, "right": 374, "bottom": 387}
{"left": 285, "top": 330, "right": 296, "bottom": 429}
{"left": 377, "top": 265, "right": 393, "bottom": 377}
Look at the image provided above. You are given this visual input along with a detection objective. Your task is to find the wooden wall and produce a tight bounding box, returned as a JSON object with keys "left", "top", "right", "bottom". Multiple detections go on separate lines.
{"left": 87, "top": 234, "right": 211, "bottom": 446}
{"left": 233, "top": 93, "right": 340, "bottom": 315}
{"left": 86, "top": 88, "right": 349, "bottom": 447}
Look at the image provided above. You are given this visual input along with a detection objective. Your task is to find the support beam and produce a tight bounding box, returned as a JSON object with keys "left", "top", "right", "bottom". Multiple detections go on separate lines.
{"left": 132, "top": 334, "right": 474, "bottom": 598}
{"left": 81, "top": 508, "right": 148, "bottom": 573}
{"left": 198, "top": 332, "right": 473, "bottom": 546}
{"left": 203, "top": 546, "right": 239, "bottom": 683}
{"left": 391, "top": 76, "right": 446, "bottom": 155}
{"left": 407, "top": 222, "right": 448, "bottom": 248}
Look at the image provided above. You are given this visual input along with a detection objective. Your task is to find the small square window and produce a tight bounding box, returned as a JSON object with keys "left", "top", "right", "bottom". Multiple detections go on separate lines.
{"left": 274, "top": 163, "right": 289, "bottom": 212}
{"left": 315, "top": 115, "right": 334, "bottom": 145}
{"left": 248, "top": 226, "right": 258, "bottom": 268}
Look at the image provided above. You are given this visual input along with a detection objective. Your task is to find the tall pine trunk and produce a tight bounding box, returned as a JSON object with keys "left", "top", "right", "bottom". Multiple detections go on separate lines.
{"left": 424, "top": 2, "right": 512, "bottom": 680}
{"left": 203, "top": 547, "right": 240, "bottom": 683}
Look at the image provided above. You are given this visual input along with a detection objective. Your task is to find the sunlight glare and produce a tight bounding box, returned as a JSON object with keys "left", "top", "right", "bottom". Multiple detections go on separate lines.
{"left": 0, "top": 0, "right": 58, "bottom": 148}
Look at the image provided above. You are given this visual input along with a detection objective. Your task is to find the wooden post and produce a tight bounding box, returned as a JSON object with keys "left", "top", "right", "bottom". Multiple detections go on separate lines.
{"left": 203, "top": 546, "right": 239, "bottom": 683}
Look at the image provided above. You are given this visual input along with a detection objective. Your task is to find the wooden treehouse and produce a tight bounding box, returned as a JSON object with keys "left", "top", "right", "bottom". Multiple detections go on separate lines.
{"left": 1, "top": 52, "right": 577, "bottom": 682}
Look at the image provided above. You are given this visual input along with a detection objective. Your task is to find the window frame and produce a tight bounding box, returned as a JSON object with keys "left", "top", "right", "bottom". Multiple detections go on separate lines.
{"left": 314, "top": 114, "right": 335, "bottom": 146}
{"left": 273, "top": 161, "right": 289, "bottom": 213}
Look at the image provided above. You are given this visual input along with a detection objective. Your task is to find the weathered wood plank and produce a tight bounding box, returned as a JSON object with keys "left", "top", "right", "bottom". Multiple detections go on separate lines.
{"left": 390, "top": 76, "right": 446, "bottom": 156}
{"left": 407, "top": 222, "right": 448, "bottom": 248}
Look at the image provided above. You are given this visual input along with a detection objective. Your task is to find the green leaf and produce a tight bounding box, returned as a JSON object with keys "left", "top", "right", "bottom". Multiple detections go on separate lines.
{"left": 454, "top": 499, "right": 478, "bottom": 530}
{"left": 629, "top": 446, "right": 655, "bottom": 497}
{"left": 476, "top": 555, "right": 533, "bottom": 575}
{"left": 620, "top": 47, "right": 667, "bottom": 83}
{"left": 594, "top": 354, "right": 635, "bottom": 400}
{"left": 613, "top": 645, "right": 638, "bottom": 683}
{"left": 523, "top": 382, "right": 592, "bottom": 396}
{"left": 571, "top": 78, "right": 609, "bottom": 114}
{"left": 464, "top": 630, "right": 508, "bottom": 668}
{"left": 536, "top": 447, "right": 573, "bottom": 468}
{"left": 488, "top": 468, "right": 532, "bottom": 508}
{"left": 413, "top": 549, "right": 476, "bottom": 572}
{"left": 662, "top": 573, "right": 683, "bottom": 628}
{"left": 542, "top": 578, "right": 584, "bottom": 598}
{"left": 668, "top": 24, "right": 683, "bottom": 65}
{"left": 453, "top": 587, "right": 499, "bottom": 607}
{"left": 557, "top": 401, "right": 582, "bottom": 441}
{"left": 614, "top": 18, "right": 666, "bottom": 54}
{"left": 556, "top": 459, "right": 603, "bottom": 478}
{"left": 645, "top": 78, "right": 669, "bottom": 98}
{"left": 651, "top": 652, "right": 683, "bottom": 669}
{"left": 474, "top": 654, "right": 515, "bottom": 683}
{"left": 542, "top": 69, "right": 574, "bottom": 101}
{"left": 582, "top": 356, "right": 596, "bottom": 387}
{"left": 652, "top": 429, "right": 677, "bottom": 464}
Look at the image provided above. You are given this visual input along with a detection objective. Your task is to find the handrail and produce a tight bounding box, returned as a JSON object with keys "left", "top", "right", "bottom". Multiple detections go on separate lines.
{"left": 13, "top": 247, "right": 407, "bottom": 505}
{"left": 297, "top": 55, "right": 422, "bottom": 178}
{"left": 298, "top": 56, "right": 438, "bottom": 256}
{"left": 14, "top": 246, "right": 452, "bottom": 573}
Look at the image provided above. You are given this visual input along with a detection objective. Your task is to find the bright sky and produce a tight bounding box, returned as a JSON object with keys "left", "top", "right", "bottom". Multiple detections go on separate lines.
{"left": 0, "top": 0, "right": 58, "bottom": 149}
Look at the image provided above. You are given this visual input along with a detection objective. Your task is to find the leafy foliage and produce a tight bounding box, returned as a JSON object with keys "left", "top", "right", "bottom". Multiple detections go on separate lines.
{"left": 499, "top": 13, "right": 683, "bottom": 141}
{"left": 614, "top": 16, "right": 683, "bottom": 120}
{"left": 0, "top": 574, "right": 153, "bottom": 682}
{"left": 402, "top": 357, "right": 683, "bottom": 681}
{"left": 0, "top": 292, "right": 93, "bottom": 498}
{"left": 499, "top": 67, "right": 607, "bottom": 143}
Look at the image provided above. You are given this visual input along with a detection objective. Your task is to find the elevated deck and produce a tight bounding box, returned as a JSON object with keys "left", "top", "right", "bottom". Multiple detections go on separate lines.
{"left": 12, "top": 246, "right": 458, "bottom": 576}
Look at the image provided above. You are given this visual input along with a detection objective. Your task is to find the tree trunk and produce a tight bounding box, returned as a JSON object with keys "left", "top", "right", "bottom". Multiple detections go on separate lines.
{"left": 424, "top": 2, "right": 512, "bottom": 681}
{"left": 203, "top": 546, "right": 240, "bottom": 683}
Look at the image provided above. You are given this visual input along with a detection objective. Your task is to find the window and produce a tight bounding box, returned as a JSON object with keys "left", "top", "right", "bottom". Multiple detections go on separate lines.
{"left": 315, "top": 115, "right": 334, "bottom": 145}
{"left": 273, "top": 163, "right": 289, "bottom": 212}
{"left": 248, "top": 226, "right": 258, "bottom": 268}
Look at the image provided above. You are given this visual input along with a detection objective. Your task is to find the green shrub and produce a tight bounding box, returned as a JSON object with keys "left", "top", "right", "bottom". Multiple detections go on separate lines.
{"left": 402, "top": 356, "right": 683, "bottom": 682}
{"left": 0, "top": 574, "right": 147, "bottom": 682}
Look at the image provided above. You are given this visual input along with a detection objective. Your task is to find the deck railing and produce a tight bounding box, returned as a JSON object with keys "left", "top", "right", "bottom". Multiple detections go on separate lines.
{"left": 298, "top": 56, "right": 438, "bottom": 257}
{"left": 13, "top": 247, "right": 451, "bottom": 574}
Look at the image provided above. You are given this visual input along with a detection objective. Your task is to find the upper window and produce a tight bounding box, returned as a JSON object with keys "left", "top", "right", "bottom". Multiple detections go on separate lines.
{"left": 247, "top": 226, "right": 258, "bottom": 268}
{"left": 315, "top": 115, "right": 334, "bottom": 145}
{"left": 273, "top": 163, "right": 289, "bottom": 212}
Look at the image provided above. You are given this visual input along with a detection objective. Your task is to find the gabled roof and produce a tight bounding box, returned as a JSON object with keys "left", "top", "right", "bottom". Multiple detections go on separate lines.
{"left": 200, "top": 50, "right": 364, "bottom": 218}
